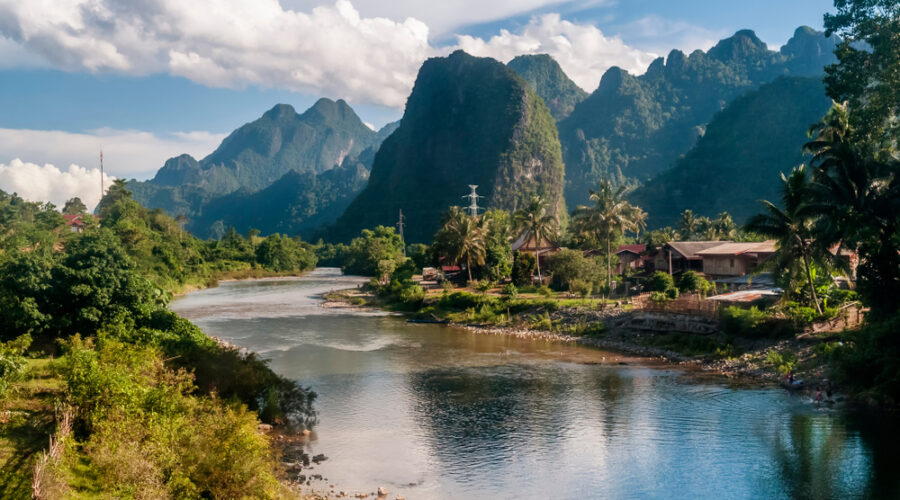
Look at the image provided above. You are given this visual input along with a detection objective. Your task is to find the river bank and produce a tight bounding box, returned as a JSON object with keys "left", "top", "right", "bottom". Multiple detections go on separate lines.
{"left": 321, "top": 287, "right": 844, "bottom": 398}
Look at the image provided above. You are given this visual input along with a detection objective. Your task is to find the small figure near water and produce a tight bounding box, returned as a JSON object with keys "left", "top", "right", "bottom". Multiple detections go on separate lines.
{"left": 815, "top": 386, "right": 823, "bottom": 407}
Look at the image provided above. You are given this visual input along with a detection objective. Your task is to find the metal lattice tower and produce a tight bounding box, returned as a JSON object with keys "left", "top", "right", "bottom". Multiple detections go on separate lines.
{"left": 462, "top": 185, "right": 482, "bottom": 217}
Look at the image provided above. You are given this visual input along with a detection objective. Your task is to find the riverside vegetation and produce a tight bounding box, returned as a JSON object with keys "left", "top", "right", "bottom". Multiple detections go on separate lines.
{"left": 0, "top": 182, "right": 319, "bottom": 498}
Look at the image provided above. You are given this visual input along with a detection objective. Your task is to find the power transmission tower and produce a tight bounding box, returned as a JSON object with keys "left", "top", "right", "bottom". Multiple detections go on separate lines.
{"left": 462, "top": 184, "right": 482, "bottom": 217}
{"left": 396, "top": 208, "right": 406, "bottom": 255}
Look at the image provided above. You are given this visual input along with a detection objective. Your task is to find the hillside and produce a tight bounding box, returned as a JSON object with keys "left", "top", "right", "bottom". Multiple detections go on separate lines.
{"left": 629, "top": 76, "right": 833, "bottom": 227}
{"left": 326, "top": 50, "right": 565, "bottom": 243}
{"left": 559, "top": 26, "right": 838, "bottom": 208}
{"left": 193, "top": 162, "right": 370, "bottom": 239}
{"left": 130, "top": 99, "right": 394, "bottom": 237}
{"left": 508, "top": 54, "right": 588, "bottom": 121}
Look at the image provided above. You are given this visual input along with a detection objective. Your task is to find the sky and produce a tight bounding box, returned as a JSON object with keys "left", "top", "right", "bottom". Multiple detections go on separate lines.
{"left": 0, "top": 0, "right": 834, "bottom": 207}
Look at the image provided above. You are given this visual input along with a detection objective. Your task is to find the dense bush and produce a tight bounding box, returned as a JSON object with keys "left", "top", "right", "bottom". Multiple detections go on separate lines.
{"left": 501, "top": 283, "right": 518, "bottom": 298}
{"left": 511, "top": 252, "right": 536, "bottom": 286}
{"left": 678, "top": 271, "right": 710, "bottom": 295}
{"left": 719, "top": 306, "right": 794, "bottom": 339}
{"left": 59, "top": 336, "right": 288, "bottom": 498}
{"left": 648, "top": 271, "right": 675, "bottom": 293}
{"left": 0, "top": 334, "right": 31, "bottom": 398}
{"left": 830, "top": 315, "right": 900, "bottom": 405}
{"left": 341, "top": 226, "right": 405, "bottom": 276}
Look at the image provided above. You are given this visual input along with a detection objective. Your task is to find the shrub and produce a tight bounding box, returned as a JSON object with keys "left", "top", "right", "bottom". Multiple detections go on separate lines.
{"left": 476, "top": 280, "right": 494, "bottom": 294}
{"left": 766, "top": 349, "right": 797, "bottom": 376}
{"left": 571, "top": 279, "right": 593, "bottom": 299}
{"left": 501, "top": 283, "right": 518, "bottom": 298}
{"left": 648, "top": 271, "right": 675, "bottom": 293}
{"left": 665, "top": 287, "right": 679, "bottom": 300}
{"left": 678, "top": 271, "right": 710, "bottom": 295}
{"left": 512, "top": 252, "right": 536, "bottom": 287}
{"left": 0, "top": 334, "right": 31, "bottom": 399}
{"left": 537, "top": 285, "right": 553, "bottom": 297}
{"left": 720, "top": 306, "right": 767, "bottom": 337}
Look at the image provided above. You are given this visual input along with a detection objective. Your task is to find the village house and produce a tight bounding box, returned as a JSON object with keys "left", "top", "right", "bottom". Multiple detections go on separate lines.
{"left": 511, "top": 232, "right": 560, "bottom": 270}
{"left": 614, "top": 244, "right": 647, "bottom": 274}
{"left": 654, "top": 241, "right": 725, "bottom": 276}
{"left": 695, "top": 240, "right": 777, "bottom": 278}
{"left": 63, "top": 214, "right": 87, "bottom": 233}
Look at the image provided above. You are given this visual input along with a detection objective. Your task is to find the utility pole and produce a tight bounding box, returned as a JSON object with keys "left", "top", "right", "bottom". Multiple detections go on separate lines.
{"left": 462, "top": 184, "right": 482, "bottom": 217}
{"left": 396, "top": 209, "right": 406, "bottom": 255}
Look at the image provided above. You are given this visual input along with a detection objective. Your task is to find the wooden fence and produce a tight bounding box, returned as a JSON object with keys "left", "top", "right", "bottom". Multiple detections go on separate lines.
{"left": 631, "top": 292, "right": 721, "bottom": 319}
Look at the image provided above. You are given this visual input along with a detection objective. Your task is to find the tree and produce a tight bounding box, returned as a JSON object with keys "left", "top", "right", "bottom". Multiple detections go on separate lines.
{"left": 513, "top": 196, "right": 558, "bottom": 283}
{"left": 804, "top": 103, "right": 900, "bottom": 317}
{"left": 96, "top": 179, "right": 133, "bottom": 218}
{"left": 824, "top": 0, "right": 900, "bottom": 143}
{"left": 572, "top": 181, "right": 643, "bottom": 291}
{"left": 342, "top": 226, "right": 405, "bottom": 277}
{"left": 746, "top": 165, "right": 828, "bottom": 314}
{"left": 63, "top": 197, "right": 88, "bottom": 215}
{"left": 433, "top": 207, "right": 487, "bottom": 282}
{"left": 714, "top": 212, "right": 739, "bottom": 240}
{"left": 678, "top": 209, "right": 700, "bottom": 240}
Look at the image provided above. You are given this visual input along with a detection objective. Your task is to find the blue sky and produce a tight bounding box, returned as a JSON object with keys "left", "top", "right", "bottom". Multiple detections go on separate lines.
{"left": 0, "top": 0, "right": 834, "bottom": 205}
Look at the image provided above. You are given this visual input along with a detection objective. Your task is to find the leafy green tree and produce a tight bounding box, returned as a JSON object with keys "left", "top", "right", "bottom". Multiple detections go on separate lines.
{"left": 63, "top": 197, "right": 88, "bottom": 215}
{"left": 51, "top": 229, "right": 161, "bottom": 335}
{"left": 406, "top": 243, "right": 430, "bottom": 270}
{"left": 746, "top": 165, "right": 830, "bottom": 314}
{"left": 511, "top": 252, "right": 536, "bottom": 287}
{"left": 678, "top": 271, "right": 711, "bottom": 295}
{"left": 678, "top": 209, "right": 700, "bottom": 240}
{"left": 255, "top": 234, "right": 316, "bottom": 273}
{"left": 342, "top": 226, "right": 405, "bottom": 276}
{"left": 572, "top": 181, "right": 644, "bottom": 289}
{"left": 824, "top": 0, "right": 900, "bottom": 143}
{"left": 648, "top": 271, "right": 675, "bottom": 293}
{"left": 482, "top": 209, "right": 513, "bottom": 281}
{"left": 513, "top": 196, "right": 558, "bottom": 282}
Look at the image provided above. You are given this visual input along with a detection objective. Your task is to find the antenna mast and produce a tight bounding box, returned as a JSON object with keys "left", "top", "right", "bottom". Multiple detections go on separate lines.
{"left": 100, "top": 149, "right": 105, "bottom": 198}
{"left": 396, "top": 209, "right": 406, "bottom": 255}
{"left": 462, "top": 184, "right": 482, "bottom": 217}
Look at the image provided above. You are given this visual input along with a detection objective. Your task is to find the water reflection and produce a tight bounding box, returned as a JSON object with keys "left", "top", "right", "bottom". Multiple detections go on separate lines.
{"left": 171, "top": 270, "right": 900, "bottom": 499}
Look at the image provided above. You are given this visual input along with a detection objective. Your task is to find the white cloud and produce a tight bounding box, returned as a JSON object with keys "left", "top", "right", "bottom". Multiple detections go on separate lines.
{"left": 304, "top": 0, "right": 574, "bottom": 36}
{"left": 0, "top": 128, "right": 226, "bottom": 179}
{"left": 0, "top": 159, "right": 115, "bottom": 210}
{"left": 0, "top": 0, "right": 653, "bottom": 107}
{"left": 454, "top": 13, "right": 656, "bottom": 92}
{"left": 615, "top": 16, "right": 728, "bottom": 55}
{"left": 0, "top": 0, "right": 431, "bottom": 108}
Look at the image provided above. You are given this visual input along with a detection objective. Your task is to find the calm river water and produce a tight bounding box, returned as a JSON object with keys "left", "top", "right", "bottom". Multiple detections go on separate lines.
{"left": 171, "top": 268, "right": 898, "bottom": 499}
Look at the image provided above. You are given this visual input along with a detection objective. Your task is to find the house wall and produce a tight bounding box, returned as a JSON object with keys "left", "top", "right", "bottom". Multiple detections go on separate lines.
{"left": 702, "top": 256, "right": 750, "bottom": 276}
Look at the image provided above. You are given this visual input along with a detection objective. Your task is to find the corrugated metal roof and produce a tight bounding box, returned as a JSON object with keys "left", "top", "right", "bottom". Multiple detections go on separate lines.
{"left": 695, "top": 240, "right": 776, "bottom": 256}
{"left": 665, "top": 241, "right": 728, "bottom": 259}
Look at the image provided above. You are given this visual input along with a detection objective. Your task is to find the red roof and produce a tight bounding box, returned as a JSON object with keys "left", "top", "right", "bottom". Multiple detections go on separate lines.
{"left": 63, "top": 214, "right": 86, "bottom": 226}
{"left": 441, "top": 265, "right": 461, "bottom": 272}
{"left": 616, "top": 244, "right": 646, "bottom": 255}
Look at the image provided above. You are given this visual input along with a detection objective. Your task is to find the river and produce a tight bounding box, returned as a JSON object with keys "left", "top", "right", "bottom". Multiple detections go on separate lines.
{"left": 171, "top": 268, "right": 899, "bottom": 499}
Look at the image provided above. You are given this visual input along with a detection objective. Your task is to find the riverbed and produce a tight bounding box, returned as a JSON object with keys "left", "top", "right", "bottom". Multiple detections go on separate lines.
{"left": 171, "top": 268, "right": 899, "bottom": 499}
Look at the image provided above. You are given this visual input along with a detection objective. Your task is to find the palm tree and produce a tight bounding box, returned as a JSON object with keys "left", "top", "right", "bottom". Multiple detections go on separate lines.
{"left": 678, "top": 209, "right": 699, "bottom": 240}
{"left": 434, "top": 207, "right": 487, "bottom": 282}
{"left": 803, "top": 102, "right": 900, "bottom": 316}
{"left": 746, "top": 165, "right": 825, "bottom": 314}
{"left": 513, "top": 196, "right": 558, "bottom": 283}
{"left": 572, "top": 181, "right": 643, "bottom": 289}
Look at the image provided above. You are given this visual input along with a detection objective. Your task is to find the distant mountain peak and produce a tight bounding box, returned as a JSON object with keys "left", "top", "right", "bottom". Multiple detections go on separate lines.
{"left": 708, "top": 29, "right": 768, "bottom": 61}
{"left": 263, "top": 103, "right": 297, "bottom": 120}
{"left": 507, "top": 53, "right": 587, "bottom": 120}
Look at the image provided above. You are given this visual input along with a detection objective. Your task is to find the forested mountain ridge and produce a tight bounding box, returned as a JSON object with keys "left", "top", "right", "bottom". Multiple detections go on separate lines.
{"left": 558, "top": 26, "right": 839, "bottom": 208}
{"left": 129, "top": 99, "right": 395, "bottom": 238}
{"left": 508, "top": 54, "right": 588, "bottom": 121}
{"left": 325, "top": 50, "right": 565, "bottom": 243}
{"left": 629, "top": 76, "right": 833, "bottom": 227}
